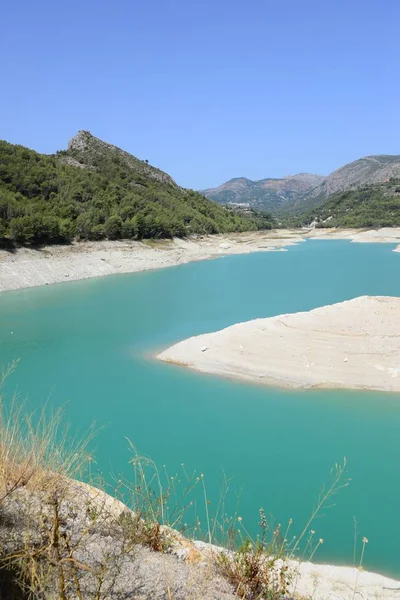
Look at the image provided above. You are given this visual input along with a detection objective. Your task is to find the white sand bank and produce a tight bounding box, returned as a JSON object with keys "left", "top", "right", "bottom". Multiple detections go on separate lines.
{"left": 157, "top": 296, "right": 400, "bottom": 392}
{"left": 308, "top": 226, "right": 400, "bottom": 246}
{"left": 287, "top": 560, "right": 400, "bottom": 599}
{"left": 1, "top": 228, "right": 399, "bottom": 293}
{"left": 0, "top": 231, "right": 303, "bottom": 292}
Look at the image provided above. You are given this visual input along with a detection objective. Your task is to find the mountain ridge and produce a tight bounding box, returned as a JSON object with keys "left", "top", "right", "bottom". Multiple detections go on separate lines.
{"left": 65, "top": 130, "right": 177, "bottom": 187}
{"left": 201, "top": 172, "right": 324, "bottom": 211}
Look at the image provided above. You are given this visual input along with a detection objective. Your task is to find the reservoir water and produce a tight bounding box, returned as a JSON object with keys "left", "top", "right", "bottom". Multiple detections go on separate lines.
{"left": 1, "top": 240, "right": 400, "bottom": 576}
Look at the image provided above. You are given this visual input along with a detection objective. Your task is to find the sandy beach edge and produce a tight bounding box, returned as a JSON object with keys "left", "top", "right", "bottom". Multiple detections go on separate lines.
{"left": 1, "top": 227, "right": 400, "bottom": 293}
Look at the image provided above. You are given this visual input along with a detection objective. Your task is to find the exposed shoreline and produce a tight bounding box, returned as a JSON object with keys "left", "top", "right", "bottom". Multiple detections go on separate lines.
{"left": 1, "top": 227, "right": 400, "bottom": 293}
{"left": 157, "top": 296, "right": 400, "bottom": 392}
{"left": 4, "top": 476, "right": 398, "bottom": 600}
{"left": 85, "top": 480, "right": 400, "bottom": 600}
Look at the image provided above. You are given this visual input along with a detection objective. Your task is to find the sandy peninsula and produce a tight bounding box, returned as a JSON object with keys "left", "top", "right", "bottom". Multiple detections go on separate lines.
{"left": 157, "top": 296, "right": 400, "bottom": 392}
{"left": 1, "top": 227, "right": 400, "bottom": 292}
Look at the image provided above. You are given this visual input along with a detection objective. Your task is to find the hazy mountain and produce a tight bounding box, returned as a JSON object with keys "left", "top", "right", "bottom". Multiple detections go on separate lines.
{"left": 201, "top": 173, "right": 324, "bottom": 211}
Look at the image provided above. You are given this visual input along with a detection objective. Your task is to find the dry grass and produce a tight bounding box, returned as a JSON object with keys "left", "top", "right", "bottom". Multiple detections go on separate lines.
{"left": 110, "top": 444, "right": 351, "bottom": 600}
{"left": 0, "top": 362, "right": 94, "bottom": 504}
{"left": 0, "top": 363, "right": 103, "bottom": 598}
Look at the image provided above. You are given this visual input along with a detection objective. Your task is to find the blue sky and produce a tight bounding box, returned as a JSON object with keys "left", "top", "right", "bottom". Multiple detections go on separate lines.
{"left": 1, "top": 0, "right": 398, "bottom": 188}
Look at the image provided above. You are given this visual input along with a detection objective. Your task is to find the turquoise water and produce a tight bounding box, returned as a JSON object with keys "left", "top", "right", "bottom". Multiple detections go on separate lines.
{"left": 1, "top": 240, "right": 400, "bottom": 576}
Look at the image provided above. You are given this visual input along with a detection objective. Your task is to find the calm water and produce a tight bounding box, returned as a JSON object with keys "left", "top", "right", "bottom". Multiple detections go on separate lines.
{"left": 1, "top": 240, "right": 400, "bottom": 576}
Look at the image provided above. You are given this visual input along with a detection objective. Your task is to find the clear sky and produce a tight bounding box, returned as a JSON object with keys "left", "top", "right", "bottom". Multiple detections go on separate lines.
{"left": 2, "top": 0, "right": 398, "bottom": 188}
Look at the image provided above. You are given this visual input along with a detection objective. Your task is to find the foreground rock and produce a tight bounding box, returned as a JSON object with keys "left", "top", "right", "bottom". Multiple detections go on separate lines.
{"left": 157, "top": 296, "right": 400, "bottom": 392}
{"left": 0, "top": 481, "right": 236, "bottom": 600}
{"left": 1, "top": 479, "right": 399, "bottom": 599}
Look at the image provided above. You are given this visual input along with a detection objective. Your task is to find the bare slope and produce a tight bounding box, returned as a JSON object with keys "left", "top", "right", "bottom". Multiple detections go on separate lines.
{"left": 157, "top": 296, "right": 400, "bottom": 392}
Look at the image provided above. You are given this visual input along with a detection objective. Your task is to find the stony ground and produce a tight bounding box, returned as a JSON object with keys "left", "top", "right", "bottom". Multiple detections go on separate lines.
{"left": 0, "top": 481, "right": 236, "bottom": 600}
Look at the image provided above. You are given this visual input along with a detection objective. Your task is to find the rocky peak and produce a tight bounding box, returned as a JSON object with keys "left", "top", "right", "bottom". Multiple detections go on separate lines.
{"left": 66, "top": 130, "right": 177, "bottom": 187}
{"left": 67, "top": 130, "right": 94, "bottom": 151}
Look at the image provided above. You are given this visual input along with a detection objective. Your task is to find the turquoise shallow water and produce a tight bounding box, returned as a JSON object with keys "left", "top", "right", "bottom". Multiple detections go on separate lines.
{"left": 1, "top": 240, "right": 400, "bottom": 576}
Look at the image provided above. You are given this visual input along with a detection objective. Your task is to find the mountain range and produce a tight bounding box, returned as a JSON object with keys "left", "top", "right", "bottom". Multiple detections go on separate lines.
{"left": 202, "top": 155, "right": 400, "bottom": 213}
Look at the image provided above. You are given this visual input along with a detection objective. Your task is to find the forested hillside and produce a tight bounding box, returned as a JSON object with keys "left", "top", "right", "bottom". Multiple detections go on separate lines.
{"left": 285, "top": 179, "right": 400, "bottom": 228}
{"left": 0, "top": 131, "right": 271, "bottom": 246}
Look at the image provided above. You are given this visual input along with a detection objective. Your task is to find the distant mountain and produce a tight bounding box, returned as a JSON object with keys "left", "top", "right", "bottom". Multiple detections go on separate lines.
{"left": 0, "top": 131, "right": 269, "bottom": 247}
{"left": 201, "top": 173, "right": 324, "bottom": 212}
{"left": 203, "top": 155, "right": 400, "bottom": 213}
{"left": 292, "top": 179, "right": 400, "bottom": 228}
{"left": 294, "top": 154, "right": 400, "bottom": 212}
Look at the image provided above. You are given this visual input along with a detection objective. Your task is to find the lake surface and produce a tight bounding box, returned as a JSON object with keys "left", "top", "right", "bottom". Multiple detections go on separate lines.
{"left": 1, "top": 240, "right": 400, "bottom": 576}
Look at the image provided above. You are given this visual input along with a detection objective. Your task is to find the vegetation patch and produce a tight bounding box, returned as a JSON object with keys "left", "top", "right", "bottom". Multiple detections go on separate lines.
{"left": 283, "top": 179, "right": 400, "bottom": 228}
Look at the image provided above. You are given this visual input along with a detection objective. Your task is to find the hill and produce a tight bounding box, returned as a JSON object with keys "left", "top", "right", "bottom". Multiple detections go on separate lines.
{"left": 288, "top": 179, "right": 400, "bottom": 228}
{"left": 0, "top": 131, "right": 270, "bottom": 247}
{"left": 201, "top": 173, "right": 323, "bottom": 211}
